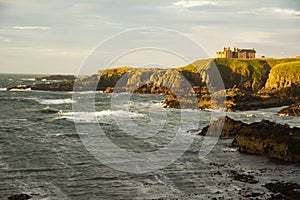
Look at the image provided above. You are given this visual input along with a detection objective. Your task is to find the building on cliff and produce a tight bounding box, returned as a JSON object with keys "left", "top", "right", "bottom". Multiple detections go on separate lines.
{"left": 216, "top": 47, "right": 256, "bottom": 59}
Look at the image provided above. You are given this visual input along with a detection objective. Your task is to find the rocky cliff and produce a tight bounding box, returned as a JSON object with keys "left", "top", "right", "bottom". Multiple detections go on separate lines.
{"left": 232, "top": 120, "right": 300, "bottom": 163}
{"left": 7, "top": 57, "right": 300, "bottom": 110}
{"left": 96, "top": 67, "right": 202, "bottom": 95}
{"left": 265, "top": 61, "right": 300, "bottom": 89}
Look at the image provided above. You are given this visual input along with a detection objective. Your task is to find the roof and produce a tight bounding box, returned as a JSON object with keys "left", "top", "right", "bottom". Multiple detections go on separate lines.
{"left": 238, "top": 49, "right": 256, "bottom": 53}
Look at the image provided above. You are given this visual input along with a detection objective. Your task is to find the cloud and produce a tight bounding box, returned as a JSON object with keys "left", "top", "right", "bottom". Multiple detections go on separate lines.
{"left": 11, "top": 26, "right": 51, "bottom": 30}
{"left": 234, "top": 31, "right": 274, "bottom": 44}
{"left": 173, "top": 0, "right": 217, "bottom": 8}
{"left": 272, "top": 8, "right": 300, "bottom": 16}
{"left": 238, "top": 7, "right": 300, "bottom": 17}
{"left": 0, "top": 35, "right": 11, "bottom": 42}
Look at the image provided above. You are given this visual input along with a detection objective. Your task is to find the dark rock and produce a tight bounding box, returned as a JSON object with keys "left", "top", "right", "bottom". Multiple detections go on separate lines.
{"left": 39, "top": 106, "right": 61, "bottom": 114}
{"left": 35, "top": 75, "right": 75, "bottom": 81}
{"left": 8, "top": 81, "right": 75, "bottom": 91}
{"left": 199, "top": 116, "right": 245, "bottom": 138}
{"left": 232, "top": 120, "right": 300, "bottom": 163}
{"left": 233, "top": 94, "right": 295, "bottom": 111}
{"left": 278, "top": 102, "right": 300, "bottom": 116}
{"left": 264, "top": 182, "right": 300, "bottom": 200}
{"left": 31, "top": 81, "right": 74, "bottom": 91}
{"left": 8, "top": 193, "right": 31, "bottom": 200}
{"left": 245, "top": 192, "right": 263, "bottom": 197}
{"left": 230, "top": 170, "right": 259, "bottom": 184}
{"left": 267, "top": 193, "right": 285, "bottom": 200}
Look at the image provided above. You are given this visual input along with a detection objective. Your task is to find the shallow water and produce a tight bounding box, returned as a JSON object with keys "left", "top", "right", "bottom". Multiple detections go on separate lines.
{"left": 0, "top": 74, "right": 299, "bottom": 199}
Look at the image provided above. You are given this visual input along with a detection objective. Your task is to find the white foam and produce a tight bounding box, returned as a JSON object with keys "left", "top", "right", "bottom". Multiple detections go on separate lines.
{"left": 21, "top": 78, "right": 35, "bottom": 81}
{"left": 67, "top": 91, "right": 96, "bottom": 94}
{"left": 0, "top": 88, "right": 7, "bottom": 91}
{"left": 37, "top": 98, "right": 75, "bottom": 105}
{"left": 61, "top": 110, "right": 144, "bottom": 117}
{"left": 56, "top": 109, "right": 144, "bottom": 123}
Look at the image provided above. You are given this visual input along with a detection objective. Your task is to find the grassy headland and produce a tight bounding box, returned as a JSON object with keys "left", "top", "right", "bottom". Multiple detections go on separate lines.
{"left": 8, "top": 57, "right": 300, "bottom": 111}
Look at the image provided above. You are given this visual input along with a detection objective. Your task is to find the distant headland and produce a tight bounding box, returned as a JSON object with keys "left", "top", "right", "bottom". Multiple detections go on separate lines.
{"left": 7, "top": 56, "right": 300, "bottom": 112}
{"left": 6, "top": 55, "right": 300, "bottom": 164}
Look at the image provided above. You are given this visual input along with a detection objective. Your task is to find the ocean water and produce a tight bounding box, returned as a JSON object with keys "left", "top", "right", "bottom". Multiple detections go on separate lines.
{"left": 0, "top": 74, "right": 299, "bottom": 200}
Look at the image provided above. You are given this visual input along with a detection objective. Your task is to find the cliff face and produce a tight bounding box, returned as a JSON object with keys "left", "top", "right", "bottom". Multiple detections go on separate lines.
{"left": 96, "top": 67, "right": 202, "bottom": 94}
{"left": 95, "top": 58, "right": 282, "bottom": 94}
{"left": 232, "top": 120, "right": 300, "bottom": 163}
{"left": 265, "top": 61, "right": 300, "bottom": 89}
{"left": 8, "top": 58, "right": 300, "bottom": 110}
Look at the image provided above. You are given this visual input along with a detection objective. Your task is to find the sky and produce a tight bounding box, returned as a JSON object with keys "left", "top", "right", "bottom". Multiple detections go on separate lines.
{"left": 0, "top": 0, "right": 300, "bottom": 74}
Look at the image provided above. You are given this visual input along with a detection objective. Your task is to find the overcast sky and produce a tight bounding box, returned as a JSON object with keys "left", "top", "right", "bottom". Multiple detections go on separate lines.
{"left": 0, "top": 0, "right": 299, "bottom": 74}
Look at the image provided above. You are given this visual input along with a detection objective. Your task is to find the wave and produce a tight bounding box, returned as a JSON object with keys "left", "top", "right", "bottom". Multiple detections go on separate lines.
{"left": 21, "top": 78, "right": 35, "bottom": 81}
{"left": 67, "top": 90, "right": 104, "bottom": 94}
{"left": 37, "top": 98, "right": 75, "bottom": 105}
{"left": 0, "top": 88, "right": 7, "bottom": 91}
{"left": 61, "top": 110, "right": 144, "bottom": 118}
{"left": 56, "top": 109, "right": 144, "bottom": 123}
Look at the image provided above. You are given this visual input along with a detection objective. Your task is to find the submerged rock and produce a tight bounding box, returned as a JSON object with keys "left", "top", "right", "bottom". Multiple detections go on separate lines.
{"left": 278, "top": 102, "right": 300, "bottom": 116}
{"left": 8, "top": 193, "right": 31, "bottom": 200}
{"left": 230, "top": 170, "right": 259, "bottom": 184}
{"left": 264, "top": 182, "right": 300, "bottom": 200}
{"left": 232, "top": 120, "right": 300, "bottom": 163}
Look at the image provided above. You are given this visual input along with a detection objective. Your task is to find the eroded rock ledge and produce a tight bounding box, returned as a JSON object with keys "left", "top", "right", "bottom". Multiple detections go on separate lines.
{"left": 197, "top": 117, "right": 300, "bottom": 163}
{"left": 7, "top": 58, "right": 300, "bottom": 111}
{"left": 278, "top": 102, "right": 300, "bottom": 116}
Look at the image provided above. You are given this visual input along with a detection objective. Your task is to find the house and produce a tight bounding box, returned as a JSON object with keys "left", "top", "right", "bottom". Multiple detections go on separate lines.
{"left": 216, "top": 47, "right": 256, "bottom": 59}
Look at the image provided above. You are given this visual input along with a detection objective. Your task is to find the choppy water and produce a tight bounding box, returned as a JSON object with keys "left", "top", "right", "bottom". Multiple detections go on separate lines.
{"left": 0, "top": 74, "right": 299, "bottom": 200}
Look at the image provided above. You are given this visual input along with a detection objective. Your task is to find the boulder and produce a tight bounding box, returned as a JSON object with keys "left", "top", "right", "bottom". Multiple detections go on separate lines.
{"left": 199, "top": 116, "right": 245, "bottom": 138}
{"left": 264, "top": 182, "right": 300, "bottom": 200}
{"left": 278, "top": 102, "right": 300, "bottom": 116}
{"left": 230, "top": 170, "right": 259, "bottom": 184}
{"left": 8, "top": 193, "right": 31, "bottom": 200}
{"left": 232, "top": 120, "right": 300, "bottom": 163}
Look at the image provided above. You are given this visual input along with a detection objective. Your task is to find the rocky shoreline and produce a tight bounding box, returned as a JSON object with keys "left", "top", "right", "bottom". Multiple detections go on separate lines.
{"left": 7, "top": 58, "right": 300, "bottom": 112}
{"left": 197, "top": 116, "right": 300, "bottom": 163}
{"left": 278, "top": 102, "right": 300, "bottom": 116}
{"left": 6, "top": 59, "right": 300, "bottom": 163}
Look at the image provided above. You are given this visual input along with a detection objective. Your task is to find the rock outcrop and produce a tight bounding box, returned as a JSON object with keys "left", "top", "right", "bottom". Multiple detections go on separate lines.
{"left": 7, "top": 57, "right": 300, "bottom": 112}
{"left": 35, "top": 75, "right": 75, "bottom": 81}
{"left": 232, "top": 120, "right": 300, "bottom": 163}
{"left": 163, "top": 58, "right": 300, "bottom": 110}
{"left": 264, "top": 182, "right": 300, "bottom": 200}
{"left": 8, "top": 193, "right": 31, "bottom": 200}
{"left": 197, "top": 116, "right": 300, "bottom": 162}
{"left": 265, "top": 61, "right": 300, "bottom": 90}
{"left": 198, "top": 116, "right": 245, "bottom": 138}
{"left": 7, "top": 81, "right": 74, "bottom": 91}
{"left": 278, "top": 102, "right": 300, "bottom": 116}
{"left": 230, "top": 170, "right": 259, "bottom": 184}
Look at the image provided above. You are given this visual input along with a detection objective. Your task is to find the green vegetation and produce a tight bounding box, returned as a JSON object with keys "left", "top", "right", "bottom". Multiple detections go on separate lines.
{"left": 265, "top": 57, "right": 300, "bottom": 68}
{"left": 177, "top": 59, "right": 213, "bottom": 72}
{"left": 265, "top": 61, "right": 300, "bottom": 89}
{"left": 211, "top": 59, "right": 271, "bottom": 90}
{"left": 95, "top": 57, "right": 300, "bottom": 92}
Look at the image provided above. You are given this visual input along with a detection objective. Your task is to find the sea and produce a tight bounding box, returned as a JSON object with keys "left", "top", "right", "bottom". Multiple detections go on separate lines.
{"left": 0, "top": 74, "right": 299, "bottom": 200}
